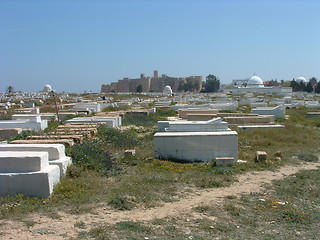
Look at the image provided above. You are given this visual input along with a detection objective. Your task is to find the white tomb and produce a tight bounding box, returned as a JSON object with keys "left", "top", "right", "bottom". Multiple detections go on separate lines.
{"left": 0, "top": 116, "right": 48, "bottom": 131}
{"left": 71, "top": 102, "right": 101, "bottom": 113}
{"left": 251, "top": 105, "right": 285, "bottom": 118}
{"left": 154, "top": 131, "right": 238, "bottom": 162}
{"left": 0, "top": 151, "right": 60, "bottom": 198}
{"left": 0, "top": 144, "right": 72, "bottom": 177}
{"left": 158, "top": 118, "right": 230, "bottom": 132}
{"left": 66, "top": 116, "right": 121, "bottom": 127}
{"left": 154, "top": 118, "right": 238, "bottom": 163}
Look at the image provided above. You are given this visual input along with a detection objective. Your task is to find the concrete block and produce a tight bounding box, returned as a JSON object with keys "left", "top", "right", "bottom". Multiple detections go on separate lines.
{"left": 154, "top": 131, "right": 238, "bottom": 162}
{"left": 256, "top": 151, "right": 267, "bottom": 162}
{"left": 0, "top": 144, "right": 72, "bottom": 176}
{"left": 237, "top": 125, "right": 285, "bottom": 131}
{"left": 187, "top": 114, "right": 217, "bottom": 121}
{"left": 0, "top": 117, "right": 48, "bottom": 131}
{"left": 215, "top": 157, "right": 235, "bottom": 166}
{"left": 10, "top": 139, "right": 74, "bottom": 147}
{"left": 49, "top": 157, "right": 72, "bottom": 177}
{"left": 0, "top": 151, "right": 49, "bottom": 173}
{"left": 124, "top": 149, "right": 136, "bottom": 157}
{"left": 0, "top": 144, "right": 66, "bottom": 160}
{"left": 0, "top": 165, "right": 60, "bottom": 198}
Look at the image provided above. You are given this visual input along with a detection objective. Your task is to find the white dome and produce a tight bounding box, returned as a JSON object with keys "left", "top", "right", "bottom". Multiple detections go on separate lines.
{"left": 247, "top": 76, "right": 264, "bottom": 88}
{"left": 163, "top": 85, "right": 173, "bottom": 95}
{"left": 296, "top": 76, "right": 307, "bottom": 83}
{"left": 42, "top": 84, "right": 52, "bottom": 92}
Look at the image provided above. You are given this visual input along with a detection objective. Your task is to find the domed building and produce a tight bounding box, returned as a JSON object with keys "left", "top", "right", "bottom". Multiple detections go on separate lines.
{"left": 42, "top": 84, "right": 53, "bottom": 92}
{"left": 225, "top": 74, "right": 292, "bottom": 94}
{"left": 163, "top": 85, "right": 173, "bottom": 95}
{"left": 295, "top": 76, "right": 307, "bottom": 84}
{"left": 247, "top": 75, "right": 264, "bottom": 88}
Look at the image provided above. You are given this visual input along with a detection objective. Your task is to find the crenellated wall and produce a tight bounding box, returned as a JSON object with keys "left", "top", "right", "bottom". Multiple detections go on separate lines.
{"left": 101, "top": 71, "right": 203, "bottom": 93}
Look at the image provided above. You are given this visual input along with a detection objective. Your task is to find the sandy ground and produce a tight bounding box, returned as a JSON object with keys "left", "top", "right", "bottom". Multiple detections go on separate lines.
{"left": 1, "top": 161, "right": 320, "bottom": 239}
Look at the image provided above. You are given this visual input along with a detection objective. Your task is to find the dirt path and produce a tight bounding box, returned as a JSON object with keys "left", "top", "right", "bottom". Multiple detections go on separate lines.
{"left": 1, "top": 161, "right": 320, "bottom": 240}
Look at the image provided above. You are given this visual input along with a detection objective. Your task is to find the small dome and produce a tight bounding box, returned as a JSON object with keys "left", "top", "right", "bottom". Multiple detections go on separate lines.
{"left": 42, "top": 84, "right": 52, "bottom": 92}
{"left": 163, "top": 85, "right": 173, "bottom": 95}
{"left": 247, "top": 76, "right": 264, "bottom": 88}
{"left": 295, "top": 76, "right": 307, "bottom": 83}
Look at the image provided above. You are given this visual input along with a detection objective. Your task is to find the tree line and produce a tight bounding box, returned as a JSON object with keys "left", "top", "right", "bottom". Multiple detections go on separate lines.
{"left": 178, "top": 74, "right": 221, "bottom": 93}
{"left": 290, "top": 77, "right": 319, "bottom": 93}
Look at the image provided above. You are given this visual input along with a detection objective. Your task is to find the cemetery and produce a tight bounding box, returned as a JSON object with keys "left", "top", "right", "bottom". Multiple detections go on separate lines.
{"left": 2, "top": 1, "right": 320, "bottom": 237}
{"left": 0, "top": 91, "right": 319, "bottom": 239}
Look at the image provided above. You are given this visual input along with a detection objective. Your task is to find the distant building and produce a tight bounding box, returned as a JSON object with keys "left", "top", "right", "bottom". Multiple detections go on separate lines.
{"left": 101, "top": 70, "right": 202, "bottom": 93}
{"left": 42, "top": 84, "right": 53, "bottom": 92}
{"left": 295, "top": 76, "right": 308, "bottom": 85}
{"left": 224, "top": 75, "right": 292, "bottom": 94}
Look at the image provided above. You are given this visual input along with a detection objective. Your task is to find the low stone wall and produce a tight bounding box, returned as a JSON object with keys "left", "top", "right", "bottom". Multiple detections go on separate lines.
{"left": 178, "top": 109, "right": 219, "bottom": 119}
{"left": 187, "top": 114, "right": 217, "bottom": 121}
{"left": 217, "top": 113, "right": 258, "bottom": 118}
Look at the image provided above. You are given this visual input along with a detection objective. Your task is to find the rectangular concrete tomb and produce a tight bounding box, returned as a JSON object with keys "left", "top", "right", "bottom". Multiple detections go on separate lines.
{"left": 0, "top": 151, "right": 60, "bottom": 198}
{"left": 0, "top": 151, "right": 49, "bottom": 173}
{"left": 0, "top": 143, "right": 72, "bottom": 177}
{"left": 154, "top": 131, "right": 238, "bottom": 162}
{"left": 251, "top": 105, "right": 285, "bottom": 118}
{"left": 158, "top": 118, "right": 230, "bottom": 132}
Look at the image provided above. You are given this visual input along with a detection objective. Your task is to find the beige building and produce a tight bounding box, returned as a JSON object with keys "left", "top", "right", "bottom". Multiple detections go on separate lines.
{"left": 101, "top": 70, "right": 202, "bottom": 93}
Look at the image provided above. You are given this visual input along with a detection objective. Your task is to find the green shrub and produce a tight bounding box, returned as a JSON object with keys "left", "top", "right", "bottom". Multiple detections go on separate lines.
{"left": 0, "top": 111, "right": 12, "bottom": 120}
{"left": 97, "top": 125, "right": 139, "bottom": 149}
{"left": 102, "top": 106, "right": 129, "bottom": 112}
{"left": 44, "top": 120, "right": 60, "bottom": 133}
{"left": 66, "top": 165, "right": 84, "bottom": 178}
{"left": 109, "top": 195, "right": 135, "bottom": 210}
{"left": 122, "top": 108, "right": 177, "bottom": 126}
{"left": 10, "top": 130, "right": 37, "bottom": 141}
{"left": 154, "top": 108, "right": 176, "bottom": 117}
{"left": 71, "top": 139, "right": 114, "bottom": 175}
{"left": 122, "top": 113, "right": 155, "bottom": 126}
{"left": 297, "top": 153, "right": 319, "bottom": 162}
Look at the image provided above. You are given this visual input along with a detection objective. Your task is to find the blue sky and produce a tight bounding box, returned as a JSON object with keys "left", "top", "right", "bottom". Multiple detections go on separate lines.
{"left": 0, "top": 0, "right": 319, "bottom": 93}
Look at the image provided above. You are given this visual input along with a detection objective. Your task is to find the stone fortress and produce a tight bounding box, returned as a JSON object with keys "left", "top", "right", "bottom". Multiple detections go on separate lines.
{"left": 101, "top": 70, "right": 202, "bottom": 93}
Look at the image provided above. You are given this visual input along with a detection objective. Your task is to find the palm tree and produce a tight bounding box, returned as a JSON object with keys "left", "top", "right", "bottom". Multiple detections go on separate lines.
{"left": 6, "top": 86, "right": 14, "bottom": 93}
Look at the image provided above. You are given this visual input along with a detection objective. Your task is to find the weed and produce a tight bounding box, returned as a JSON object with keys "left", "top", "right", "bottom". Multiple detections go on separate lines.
{"left": 22, "top": 220, "right": 38, "bottom": 228}
{"left": 9, "top": 130, "right": 37, "bottom": 141}
{"left": 102, "top": 106, "right": 129, "bottom": 112}
{"left": 193, "top": 205, "right": 217, "bottom": 216}
{"left": 115, "top": 221, "right": 151, "bottom": 233}
{"left": 97, "top": 125, "right": 139, "bottom": 149}
{"left": 195, "top": 175, "right": 234, "bottom": 188}
{"left": 44, "top": 120, "right": 60, "bottom": 133}
{"left": 109, "top": 195, "right": 136, "bottom": 210}
{"left": 71, "top": 139, "right": 116, "bottom": 175}
{"left": 0, "top": 111, "right": 12, "bottom": 120}
{"left": 297, "top": 153, "right": 319, "bottom": 162}
{"left": 0, "top": 194, "right": 44, "bottom": 219}
{"left": 74, "top": 221, "right": 86, "bottom": 229}
{"left": 66, "top": 164, "right": 84, "bottom": 178}
{"left": 226, "top": 195, "right": 237, "bottom": 200}
{"left": 214, "top": 166, "right": 235, "bottom": 175}
{"left": 122, "top": 108, "right": 176, "bottom": 126}
{"left": 223, "top": 203, "right": 241, "bottom": 216}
